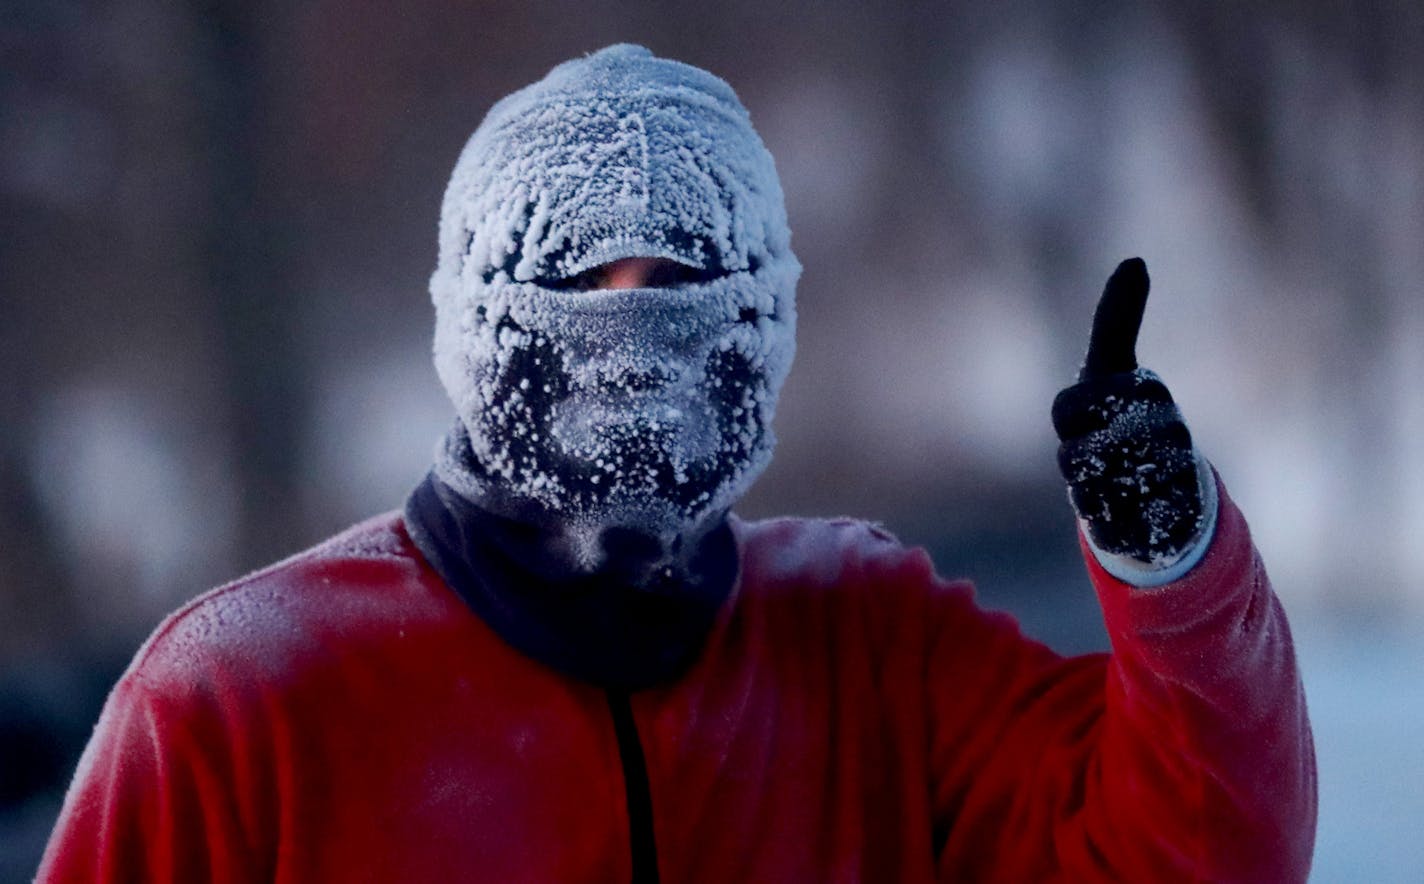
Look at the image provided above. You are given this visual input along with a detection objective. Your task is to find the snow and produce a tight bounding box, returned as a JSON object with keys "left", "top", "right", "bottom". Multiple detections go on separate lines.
{"left": 429, "top": 45, "right": 800, "bottom": 564}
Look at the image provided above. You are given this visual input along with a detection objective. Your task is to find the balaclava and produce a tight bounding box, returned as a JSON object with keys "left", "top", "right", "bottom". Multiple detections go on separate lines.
{"left": 430, "top": 44, "right": 799, "bottom": 574}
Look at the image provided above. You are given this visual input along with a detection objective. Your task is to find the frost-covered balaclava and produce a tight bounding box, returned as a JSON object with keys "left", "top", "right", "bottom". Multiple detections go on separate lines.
{"left": 431, "top": 44, "right": 799, "bottom": 571}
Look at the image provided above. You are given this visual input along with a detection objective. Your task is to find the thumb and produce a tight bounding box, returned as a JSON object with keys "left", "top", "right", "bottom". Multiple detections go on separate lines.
{"left": 1081, "top": 257, "right": 1149, "bottom": 381}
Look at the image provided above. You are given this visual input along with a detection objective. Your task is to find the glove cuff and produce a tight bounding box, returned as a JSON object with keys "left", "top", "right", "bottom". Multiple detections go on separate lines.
{"left": 1081, "top": 449, "right": 1219, "bottom": 588}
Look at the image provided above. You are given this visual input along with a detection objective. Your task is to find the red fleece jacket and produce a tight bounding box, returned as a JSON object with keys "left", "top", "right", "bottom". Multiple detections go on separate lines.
{"left": 37, "top": 481, "right": 1315, "bottom": 882}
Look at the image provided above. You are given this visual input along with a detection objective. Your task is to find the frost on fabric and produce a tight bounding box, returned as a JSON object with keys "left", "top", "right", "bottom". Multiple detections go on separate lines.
{"left": 1062, "top": 370, "right": 1206, "bottom": 567}
{"left": 429, "top": 45, "right": 800, "bottom": 561}
{"left": 437, "top": 44, "right": 793, "bottom": 285}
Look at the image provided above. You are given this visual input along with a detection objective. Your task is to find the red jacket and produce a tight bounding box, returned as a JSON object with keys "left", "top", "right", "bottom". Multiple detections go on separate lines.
{"left": 37, "top": 481, "right": 1315, "bottom": 882}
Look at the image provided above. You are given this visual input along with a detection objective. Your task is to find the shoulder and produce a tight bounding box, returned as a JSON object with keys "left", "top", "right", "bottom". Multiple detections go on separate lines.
{"left": 123, "top": 512, "right": 454, "bottom": 695}
{"left": 730, "top": 512, "right": 1033, "bottom": 630}
{"left": 729, "top": 514, "right": 980, "bottom": 625}
{"left": 732, "top": 514, "right": 934, "bottom": 582}
{"left": 726, "top": 516, "right": 1030, "bottom": 680}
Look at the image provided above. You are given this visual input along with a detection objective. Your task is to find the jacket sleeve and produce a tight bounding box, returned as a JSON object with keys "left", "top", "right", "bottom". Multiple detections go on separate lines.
{"left": 35, "top": 646, "right": 268, "bottom": 882}
{"left": 927, "top": 475, "right": 1317, "bottom": 882}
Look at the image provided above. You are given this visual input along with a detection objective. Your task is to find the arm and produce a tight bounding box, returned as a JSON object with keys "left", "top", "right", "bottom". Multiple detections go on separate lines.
{"left": 929, "top": 481, "right": 1314, "bottom": 881}
{"left": 36, "top": 643, "right": 267, "bottom": 882}
{"left": 930, "top": 260, "right": 1315, "bottom": 881}
{"left": 1084, "top": 473, "right": 1315, "bottom": 879}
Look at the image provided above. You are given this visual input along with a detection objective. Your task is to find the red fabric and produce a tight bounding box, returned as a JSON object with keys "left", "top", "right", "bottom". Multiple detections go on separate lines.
{"left": 37, "top": 482, "right": 1315, "bottom": 882}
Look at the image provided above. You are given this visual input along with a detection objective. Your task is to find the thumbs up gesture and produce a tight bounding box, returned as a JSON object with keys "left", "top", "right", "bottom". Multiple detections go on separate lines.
{"left": 1051, "top": 259, "right": 1207, "bottom": 567}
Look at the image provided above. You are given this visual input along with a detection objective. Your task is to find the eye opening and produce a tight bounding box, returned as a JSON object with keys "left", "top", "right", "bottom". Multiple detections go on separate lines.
{"left": 540, "top": 257, "right": 729, "bottom": 292}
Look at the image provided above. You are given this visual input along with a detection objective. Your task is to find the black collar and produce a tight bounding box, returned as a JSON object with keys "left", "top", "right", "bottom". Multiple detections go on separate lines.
{"left": 403, "top": 473, "right": 738, "bottom": 691}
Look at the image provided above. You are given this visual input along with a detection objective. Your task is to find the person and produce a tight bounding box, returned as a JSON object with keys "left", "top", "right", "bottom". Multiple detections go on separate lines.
{"left": 37, "top": 44, "right": 1315, "bottom": 882}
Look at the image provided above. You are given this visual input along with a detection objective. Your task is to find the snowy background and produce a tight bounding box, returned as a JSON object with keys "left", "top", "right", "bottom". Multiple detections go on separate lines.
{"left": 4, "top": 1, "right": 1422, "bottom": 879}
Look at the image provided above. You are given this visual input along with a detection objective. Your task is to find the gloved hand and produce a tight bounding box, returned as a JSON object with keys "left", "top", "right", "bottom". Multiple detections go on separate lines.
{"left": 1052, "top": 258, "right": 1208, "bottom": 568}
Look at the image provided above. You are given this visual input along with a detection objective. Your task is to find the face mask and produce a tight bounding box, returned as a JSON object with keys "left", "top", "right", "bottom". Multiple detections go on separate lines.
{"left": 429, "top": 45, "right": 799, "bottom": 568}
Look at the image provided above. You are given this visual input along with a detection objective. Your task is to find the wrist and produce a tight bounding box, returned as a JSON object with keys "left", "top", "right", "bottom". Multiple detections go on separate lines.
{"left": 1082, "top": 450, "right": 1218, "bottom": 588}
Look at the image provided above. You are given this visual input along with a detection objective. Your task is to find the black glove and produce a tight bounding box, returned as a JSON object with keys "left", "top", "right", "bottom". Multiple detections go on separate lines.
{"left": 1051, "top": 258, "right": 1205, "bottom": 565}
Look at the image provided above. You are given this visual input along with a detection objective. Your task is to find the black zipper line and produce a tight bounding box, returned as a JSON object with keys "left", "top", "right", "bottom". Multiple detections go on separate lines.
{"left": 606, "top": 689, "right": 659, "bottom": 884}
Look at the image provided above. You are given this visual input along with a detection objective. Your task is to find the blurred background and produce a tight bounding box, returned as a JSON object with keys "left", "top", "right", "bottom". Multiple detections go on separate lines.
{"left": 4, "top": 0, "right": 1422, "bottom": 878}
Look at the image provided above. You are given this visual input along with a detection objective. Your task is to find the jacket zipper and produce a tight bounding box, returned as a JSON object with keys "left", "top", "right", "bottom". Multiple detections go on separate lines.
{"left": 606, "top": 690, "right": 659, "bottom": 884}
